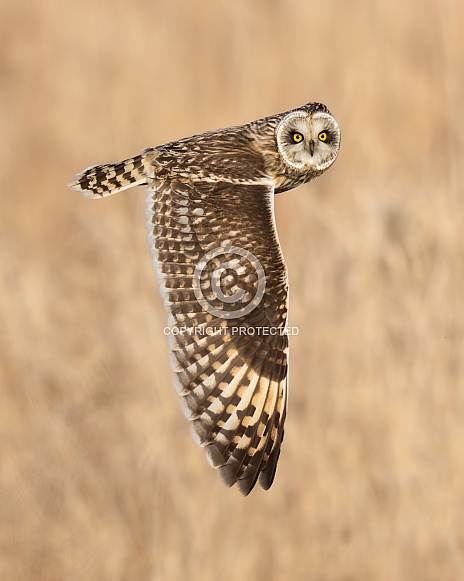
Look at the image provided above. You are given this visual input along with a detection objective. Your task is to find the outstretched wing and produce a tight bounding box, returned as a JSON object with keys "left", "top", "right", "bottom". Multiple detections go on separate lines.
{"left": 146, "top": 173, "right": 289, "bottom": 495}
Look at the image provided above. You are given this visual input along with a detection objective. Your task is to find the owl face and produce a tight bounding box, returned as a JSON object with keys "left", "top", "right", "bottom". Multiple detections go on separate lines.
{"left": 275, "top": 110, "right": 340, "bottom": 173}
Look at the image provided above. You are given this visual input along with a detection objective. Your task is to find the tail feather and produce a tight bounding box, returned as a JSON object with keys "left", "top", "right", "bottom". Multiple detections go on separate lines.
{"left": 68, "top": 152, "right": 151, "bottom": 199}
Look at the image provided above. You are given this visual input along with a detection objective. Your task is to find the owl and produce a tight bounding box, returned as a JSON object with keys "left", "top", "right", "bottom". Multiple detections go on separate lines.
{"left": 69, "top": 102, "right": 340, "bottom": 495}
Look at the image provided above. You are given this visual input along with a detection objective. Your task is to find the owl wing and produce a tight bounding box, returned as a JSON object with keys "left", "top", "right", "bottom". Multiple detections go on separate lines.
{"left": 147, "top": 172, "right": 289, "bottom": 495}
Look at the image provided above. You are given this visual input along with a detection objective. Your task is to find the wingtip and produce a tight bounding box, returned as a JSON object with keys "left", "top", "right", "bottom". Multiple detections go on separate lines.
{"left": 237, "top": 478, "right": 254, "bottom": 496}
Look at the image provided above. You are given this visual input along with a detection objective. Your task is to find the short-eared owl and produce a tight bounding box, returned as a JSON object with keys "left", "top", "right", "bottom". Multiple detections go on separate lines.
{"left": 69, "top": 102, "right": 340, "bottom": 495}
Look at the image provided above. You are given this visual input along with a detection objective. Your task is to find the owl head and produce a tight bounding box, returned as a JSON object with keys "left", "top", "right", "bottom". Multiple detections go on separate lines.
{"left": 275, "top": 105, "right": 340, "bottom": 173}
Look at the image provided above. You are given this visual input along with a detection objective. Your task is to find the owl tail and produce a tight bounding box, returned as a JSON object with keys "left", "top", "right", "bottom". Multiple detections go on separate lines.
{"left": 68, "top": 150, "right": 153, "bottom": 199}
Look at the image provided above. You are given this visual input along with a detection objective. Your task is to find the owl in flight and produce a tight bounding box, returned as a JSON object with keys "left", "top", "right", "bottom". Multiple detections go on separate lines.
{"left": 70, "top": 102, "right": 340, "bottom": 495}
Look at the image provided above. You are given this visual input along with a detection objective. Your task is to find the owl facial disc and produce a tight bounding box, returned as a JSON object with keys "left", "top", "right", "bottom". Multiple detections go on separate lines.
{"left": 276, "top": 110, "right": 340, "bottom": 172}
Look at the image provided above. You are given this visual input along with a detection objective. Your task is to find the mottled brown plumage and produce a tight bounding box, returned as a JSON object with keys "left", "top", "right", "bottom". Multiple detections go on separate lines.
{"left": 69, "top": 102, "right": 340, "bottom": 495}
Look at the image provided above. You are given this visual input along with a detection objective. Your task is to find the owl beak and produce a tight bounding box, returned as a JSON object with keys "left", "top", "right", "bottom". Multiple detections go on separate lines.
{"left": 309, "top": 140, "right": 315, "bottom": 157}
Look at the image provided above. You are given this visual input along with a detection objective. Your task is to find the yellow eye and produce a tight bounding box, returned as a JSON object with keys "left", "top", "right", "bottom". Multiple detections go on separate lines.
{"left": 292, "top": 132, "right": 304, "bottom": 143}
{"left": 318, "top": 131, "right": 328, "bottom": 142}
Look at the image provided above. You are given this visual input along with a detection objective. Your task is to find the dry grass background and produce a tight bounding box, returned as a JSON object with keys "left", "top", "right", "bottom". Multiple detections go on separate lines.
{"left": 1, "top": 1, "right": 464, "bottom": 579}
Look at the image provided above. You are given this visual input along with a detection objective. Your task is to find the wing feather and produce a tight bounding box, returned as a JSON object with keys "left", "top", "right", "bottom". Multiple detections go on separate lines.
{"left": 146, "top": 174, "right": 289, "bottom": 494}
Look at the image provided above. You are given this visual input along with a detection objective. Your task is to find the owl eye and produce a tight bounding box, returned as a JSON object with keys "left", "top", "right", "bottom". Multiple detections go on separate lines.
{"left": 318, "top": 131, "right": 328, "bottom": 142}
{"left": 292, "top": 132, "right": 304, "bottom": 143}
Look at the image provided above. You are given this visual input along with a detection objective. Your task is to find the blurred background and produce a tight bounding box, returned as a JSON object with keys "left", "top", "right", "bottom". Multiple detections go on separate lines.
{"left": 1, "top": 1, "right": 463, "bottom": 579}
